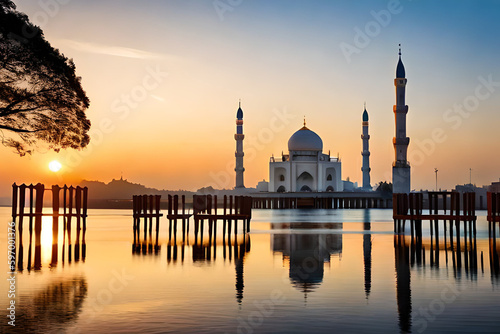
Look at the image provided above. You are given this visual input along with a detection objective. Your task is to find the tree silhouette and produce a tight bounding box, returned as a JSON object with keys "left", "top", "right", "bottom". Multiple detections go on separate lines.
{"left": 375, "top": 181, "right": 393, "bottom": 194}
{"left": 0, "top": 0, "right": 90, "bottom": 156}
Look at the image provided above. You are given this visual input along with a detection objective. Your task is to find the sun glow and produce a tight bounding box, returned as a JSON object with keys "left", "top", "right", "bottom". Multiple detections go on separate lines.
{"left": 48, "top": 160, "right": 62, "bottom": 172}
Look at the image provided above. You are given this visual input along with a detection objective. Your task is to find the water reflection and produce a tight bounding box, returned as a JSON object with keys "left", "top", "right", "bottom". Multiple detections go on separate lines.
{"left": 158, "top": 216, "right": 252, "bottom": 305}
{"left": 272, "top": 222, "right": 342, "bottom": 298}
{"left": 490, "top": 222, "right": 500, "bottom": 283}
{"left": 132, "top": 218, "right": 160, "bottom": 255}
{"left": 394, "top": 235, "right": 412, "bottom": 333}
{"left": 393, "top": 218, "right": 500, "bottom": 333}
{"left": 363, "top": 210, "right": 372, "bottom": 299}
{"left": 16, "top": 217, "right": 86, "bottom": 271}
{"left": 14, "top": 276, "right": 88, "bottom": 333}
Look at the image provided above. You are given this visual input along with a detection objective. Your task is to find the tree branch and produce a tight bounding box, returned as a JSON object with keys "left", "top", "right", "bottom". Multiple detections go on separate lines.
{"left": 0, "top": 124, "right": 45, "bottom": 133}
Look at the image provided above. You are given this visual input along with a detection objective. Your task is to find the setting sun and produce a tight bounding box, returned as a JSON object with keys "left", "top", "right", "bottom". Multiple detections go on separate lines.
{"left": 48, "top": 160, "right": 62, "bottom": 172}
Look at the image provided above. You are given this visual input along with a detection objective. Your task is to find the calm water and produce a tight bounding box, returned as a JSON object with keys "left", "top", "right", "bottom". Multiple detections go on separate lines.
{"left": 1, "top": 207, "right": 499, "bottom": 333}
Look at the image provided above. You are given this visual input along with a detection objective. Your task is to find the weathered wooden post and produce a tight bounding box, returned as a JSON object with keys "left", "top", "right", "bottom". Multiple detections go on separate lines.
{"left": 223, "top": 195, "right": 228, "bottom": 237}
{"left": 18, "top": 184, "right": 26, "bottom": 234}
{"left": 68, "top": 186, "right": 74, "bottom": 234}
{"left": 76, "top": 186, "right": 83, "bottom": 232}
{"left": 213, "top": 195, "right": 218, "bottom": 242}
{"left": 83, "top": 186, "right": 88, "bottom": 231}
{"left": 173, "top": 195, "right": 179, "bottom": 237}
{"left": 11, "top": 183, "right": 18, "bottom": 223}
{"left": 168, "top": 194, "right": 173, "bottom": 240}
{"left": 155, "top": 195, "right": 161, "bottom": 243}
{"left": 34, "top": 183, "right": 44, "bottom": 270}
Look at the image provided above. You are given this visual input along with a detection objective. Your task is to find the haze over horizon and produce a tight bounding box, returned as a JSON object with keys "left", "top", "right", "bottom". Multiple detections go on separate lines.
{"left": 1, "top": 0, "right": 499, "bottom": 196}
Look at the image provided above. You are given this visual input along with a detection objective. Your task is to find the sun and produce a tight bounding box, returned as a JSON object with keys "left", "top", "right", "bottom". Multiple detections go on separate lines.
{"left": 48, "top": 160, "right": 62, "bottom": 172}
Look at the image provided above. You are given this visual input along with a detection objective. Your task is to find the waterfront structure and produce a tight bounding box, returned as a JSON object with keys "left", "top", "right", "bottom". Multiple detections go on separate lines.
{"left": 361, "top": 105, "right": 372, "bottom": 191}
{"left": 235, "top": 102, "right": 245, "bottom": 188}
{"left": 392, "top": 46, "right": 411, "bottom": 193}
{"left": 269, "top": 120, "right": 342, "bottom": 192}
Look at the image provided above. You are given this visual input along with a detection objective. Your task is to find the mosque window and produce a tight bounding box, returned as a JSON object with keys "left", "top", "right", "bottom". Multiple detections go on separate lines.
{"left": 280, "top": 175, "right": 285, "bottom": 182}
{"left": 277, "top": 186, "right": 286, "bottom": 193}
{"left": 327, "top": 174, "right": 332, "bottom": 181}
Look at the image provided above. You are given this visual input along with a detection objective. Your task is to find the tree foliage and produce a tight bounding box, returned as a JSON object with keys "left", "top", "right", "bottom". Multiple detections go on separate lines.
{"left": 0, "top": 0, "right": 90, "bottom": 156}
{"left": 375, "top": 181, "right": 393, "bottom": 194}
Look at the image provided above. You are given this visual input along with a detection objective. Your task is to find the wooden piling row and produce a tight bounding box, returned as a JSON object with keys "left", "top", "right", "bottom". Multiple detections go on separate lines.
{"left": 133, "top": 194, "right": 253, "bottom": 254}
{"left": 11, "top": 183, "right": 87, "bottom": 271}
{"left": 393, "top": 192, "right": 476, "bottom": 233}
{"left": 11, "top": 183, "right": 88, "bottom": 231}
{"left": 132, "top": 195, "right": 162, "bottom": 254}
{"left": 393, "top": 192, "right": 479, "bottom": 275}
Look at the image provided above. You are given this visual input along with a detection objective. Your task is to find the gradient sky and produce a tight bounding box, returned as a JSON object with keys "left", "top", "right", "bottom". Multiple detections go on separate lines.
{"left": 1, "top": 0, "right": 500, "bottom": 196}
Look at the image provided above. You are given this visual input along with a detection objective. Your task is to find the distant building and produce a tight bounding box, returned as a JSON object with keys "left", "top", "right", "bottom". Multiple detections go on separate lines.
{"left": 489, "top": 179, "right": 500, "bottom": 193}
{"left": 256, "top": 180, "right": 269, "bottom": 192}
{"left": 269, "top": 120, "right": 342, "bottom": 192}
{"left": 392, "top": 46, "right": 411, "bottom": 194}
{"left": 343, "top": 178, "right": 358, "bottom": 192}
{"left": 454, "top": 183, "right": 488, "bottom": 210}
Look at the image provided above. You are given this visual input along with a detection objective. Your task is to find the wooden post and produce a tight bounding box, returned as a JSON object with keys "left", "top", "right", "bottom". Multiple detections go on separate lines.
{"left": 69, "top": 185, "right": 75, "bottom": 234}
{"left": 12, "top": 183, "right": 18, "bottom": 223}
{"left": 52, "top": 185, "right": 61, "bottom": 245}
{"left": 155, "top": 195, "right": 161, "bottom": 236}
{"left": 34, "top": 183, "right": 44, "bottom": 270}
{"left": 76, "top": 186, "right": 82, "bottom": 231}
{"left": 29, "top": 184, "right": 34, "bottom": 235}
{"left": 82, "top": 187, "right": 88, "bottom": 231}
{"left": 223, "top": 195, "right": 227, "bottom": 236}
{"left": 228, "top": 196, "right": 233, "bottom": 235}
{"left": 149, "top": 195, "right": 154, "bottom": 234}
{"left": 214, "top": 195, "right": 218, "bottom": 241}
{"left": 18, "top": 184, "right": 26, "bottom": 234}
{"left": 174, "top": 195, "right": 179, "bottom": 236}
{"left": 181, "top": 195, "right": 186, "bottom": 239}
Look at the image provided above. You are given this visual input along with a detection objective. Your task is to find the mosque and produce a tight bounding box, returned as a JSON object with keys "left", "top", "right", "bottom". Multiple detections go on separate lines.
{"left": 268, "top": 120, "right": 343, "bottom": 193}
{"left": 234, "top": 47, "right": 410, "bottom": 194}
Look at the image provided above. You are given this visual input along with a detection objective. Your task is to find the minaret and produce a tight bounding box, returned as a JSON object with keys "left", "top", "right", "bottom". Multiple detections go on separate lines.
{"left": 361, "top": 104, "right": 371, "bottom": 190}
{"left": 392, "top": 45, "right": 411, "bottom": 193}
{"left": 235, "top": 101, "right": 245, "bottom": 188}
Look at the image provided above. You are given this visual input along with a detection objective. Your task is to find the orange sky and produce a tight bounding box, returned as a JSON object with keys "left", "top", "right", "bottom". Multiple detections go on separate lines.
{"left": 1, "top": 1, "right": 500, "bottom": 197}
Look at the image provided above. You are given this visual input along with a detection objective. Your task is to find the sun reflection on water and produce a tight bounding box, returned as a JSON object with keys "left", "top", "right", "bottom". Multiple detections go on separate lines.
{"left": 41, "top": 216, "right": 53, "bottom": 264}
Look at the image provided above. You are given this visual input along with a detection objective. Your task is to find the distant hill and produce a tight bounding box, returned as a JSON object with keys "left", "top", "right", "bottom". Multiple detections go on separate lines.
{"left": 79, "top": 178, "right": 195, "bottom": 200}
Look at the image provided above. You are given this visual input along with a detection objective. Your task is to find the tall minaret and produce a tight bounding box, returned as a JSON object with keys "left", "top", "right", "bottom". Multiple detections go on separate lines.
{"left": 234, "top": 101, "right": 245, "bottom": 188}
{"left": 361, "top": 104, "right": 371, "bottom": 190}
{"left": 392, "top": 45, "right": 411, "bottom": 193}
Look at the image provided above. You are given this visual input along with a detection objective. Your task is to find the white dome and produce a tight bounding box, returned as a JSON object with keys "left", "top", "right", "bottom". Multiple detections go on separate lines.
{"left": 288, "top": 126, "right": 323, "bottom": 151}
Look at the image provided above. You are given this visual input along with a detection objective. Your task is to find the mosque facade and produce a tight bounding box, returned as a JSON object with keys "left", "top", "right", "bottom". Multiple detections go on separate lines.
{"left": 268, "top": 121, "right": 343, "bottom": 193}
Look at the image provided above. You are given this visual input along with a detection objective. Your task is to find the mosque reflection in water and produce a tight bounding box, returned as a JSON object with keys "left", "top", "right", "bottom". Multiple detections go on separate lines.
{"left": 271, "top": 222, "right": 343, "bottom": 298}
{"left": 132, "top": 208, "right": 500, "bottom": 333}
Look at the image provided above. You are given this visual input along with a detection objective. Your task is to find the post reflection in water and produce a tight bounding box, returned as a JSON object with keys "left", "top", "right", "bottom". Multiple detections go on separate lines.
{"left": 16, "top": 215, "right": 86, "bottom": 271}
{"left": 15, "top": 276, "right": 88, "bottom": 333}
{"left": 132, "top": 215, "right": 161, "bottom": 255}
{"left": 392, "top": 216, "right": 499, "bottom": 333}
{"left": 272, "top": 222, "right": 342, "bottom": 301}
{"left": 161, "top": 216, "right": 252, "bottom": 305}
{"left": 490, "top": 221, "right": 500, "bottom": 283}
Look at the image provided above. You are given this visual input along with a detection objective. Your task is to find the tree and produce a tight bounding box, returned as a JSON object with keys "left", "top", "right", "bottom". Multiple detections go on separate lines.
{"left": 375, "top": 181, "right": 392, "bottom": 194}
{"left": 0, "top": 0, "right": 90, "bottom": 156}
